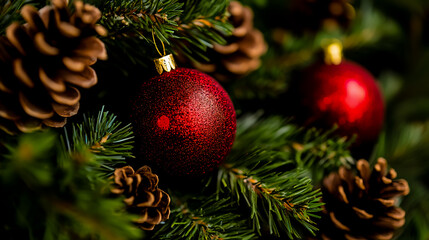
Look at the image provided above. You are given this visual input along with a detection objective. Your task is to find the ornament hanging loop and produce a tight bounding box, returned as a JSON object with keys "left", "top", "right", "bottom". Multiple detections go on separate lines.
{"left": 322, "top": 39, "right": 343, "bottom": 65}
{"left": 152, "top": 29, "right": 166, "bottom": 57}
{"left": 152, "top": 29, "right": 176, "bottom": 75}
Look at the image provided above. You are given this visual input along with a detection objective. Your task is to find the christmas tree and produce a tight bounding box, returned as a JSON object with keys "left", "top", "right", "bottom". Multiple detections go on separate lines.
{"left": 0, "top": 0, "right": 427, "bottom": 239}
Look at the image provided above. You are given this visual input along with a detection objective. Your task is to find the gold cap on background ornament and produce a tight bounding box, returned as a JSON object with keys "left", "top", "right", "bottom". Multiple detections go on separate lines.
{"left": 154, "top": 54, "right": 177, "bottom": 75}
{"left": 322, "top": 39, "right": 343, "bottom": 65}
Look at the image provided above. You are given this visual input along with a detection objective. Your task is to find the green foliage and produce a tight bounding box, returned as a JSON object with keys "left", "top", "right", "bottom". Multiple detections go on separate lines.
{"left": 174, "top": 0, "right": 231, "bottom": 61}
{"left": 203, "top": 113, "right": 351, "bottom": 238}
{"left": 87, "top": 0, "right": 232, "bottom": 65}
{"left": 63, "top": 107, "right": 134, "bottom": 175}
{"left": 217, "top": 150, "right": 322, "bottom": 239}
{"left": 233, "top": 113, "right": 354, "bottom": 182}
{"left": 0, "top": 131, "right": 141, "bottom": 240}
{"left": 93, "top": 0, "right": 183, "bottom": 43}
{"left": 231, "top": 112, "right": 300, "bottom": 153}
{"left": 293, "top": 126, "right": 354, "bottom": 182}
{"left": 154, "top": 197, "right": 256, "bottom": 240}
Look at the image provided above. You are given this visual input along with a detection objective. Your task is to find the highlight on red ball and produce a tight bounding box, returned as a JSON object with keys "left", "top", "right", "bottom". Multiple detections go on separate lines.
{"left": 297, "top": 60, "right": 384, "bottom": 144}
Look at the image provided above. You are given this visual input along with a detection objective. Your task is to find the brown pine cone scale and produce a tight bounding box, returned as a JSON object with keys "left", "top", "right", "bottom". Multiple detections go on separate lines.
{"left": 320, "top": 158, "right": 409, "bottom": 240}
{"left": 111, "top": 166, "right": 171, "bottom": 231}
{"left": 0, "top": 0, "right": 107, "bottom": 133}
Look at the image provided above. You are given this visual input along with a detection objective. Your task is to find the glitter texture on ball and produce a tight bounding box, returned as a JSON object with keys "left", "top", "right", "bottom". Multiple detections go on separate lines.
{"left": 131, "top": 68, "right": 236, "bottom": 177}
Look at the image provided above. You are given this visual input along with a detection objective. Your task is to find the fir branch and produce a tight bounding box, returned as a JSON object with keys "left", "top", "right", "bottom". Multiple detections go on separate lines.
{"left": 232, "top": 113, "right": 354, "bottom": 182}
{"left": 231, "top": 112, "right": 301, "bottom": 155}
{"left": 48, "top": 197, "right": 138, "bottom": 240}
{"left": 174, "top": 0, "right": 232, "bottom": 61}
{"left": 90, "top": 0, "right": 232, "bottom": 63}
{"left": 154, "top": 196, "right": 256, "bottom": 240}
{"left": 63, "top": 107, "right": 134, "bottom": 174}
{"left": 291, "top": 126, "right": 354, "bottom": 182}
{"left": 93, "top": 0, "right": 182, "bottom": 43}
{"left": 210, "top": 114, "right": 354, "bottom": 238}
{"left": 217, "top": 149, "right": 322, "bottom": 239}
{"left": 0, "top": 131, "right": 141, "bottom": 240}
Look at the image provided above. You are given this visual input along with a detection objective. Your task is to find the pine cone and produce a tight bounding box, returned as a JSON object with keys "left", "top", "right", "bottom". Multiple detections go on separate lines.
{"left": 0, "top": 0, "right": 107, "bottom": 133}
{"left": 290, "top": 0, "right": 355, "bottom": 33}
{"left": 319, "top": 158, "right": 410, "bottom": 240}
{"left": 111, "top": 166, "right": 171, "bottom": 230}
{"left": 189, "top": 1, "right": 267, "bottom": 81}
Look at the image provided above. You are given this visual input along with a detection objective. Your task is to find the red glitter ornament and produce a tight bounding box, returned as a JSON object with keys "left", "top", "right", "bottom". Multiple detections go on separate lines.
{"left": 131, "top": 67, "right": 236, "bottom": 177}
{"left": 298, "top": 60, "right": 384, "bottom": 144}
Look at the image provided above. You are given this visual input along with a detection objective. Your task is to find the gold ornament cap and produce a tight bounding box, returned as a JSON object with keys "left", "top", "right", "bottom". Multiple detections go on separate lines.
{"left": 154, "top": 54, "right": 177, "bottom": 75}
{"left": 322, "top": 39, "right": 343, "bottom": 65}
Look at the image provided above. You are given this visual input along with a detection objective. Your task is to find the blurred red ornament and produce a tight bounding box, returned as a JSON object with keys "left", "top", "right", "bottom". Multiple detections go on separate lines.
{"left": 131, "top": 67, "right": 236, "bottom": 177}
{"left": 298, "top": 60, "right": 384, "bottom": 143}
